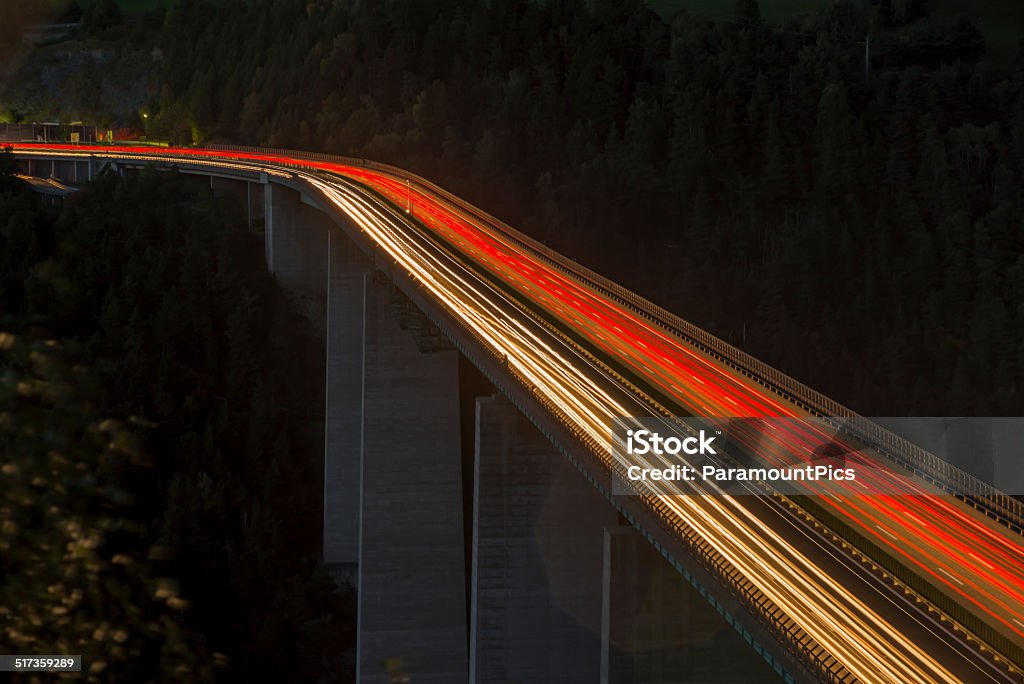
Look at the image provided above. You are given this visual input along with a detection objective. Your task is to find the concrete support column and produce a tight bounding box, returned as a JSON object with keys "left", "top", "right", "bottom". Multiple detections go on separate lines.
{"left": 270, "top": 184, "right": 302, "bottom": 288}
{"left": 263, "top": 182, "right": 275, "bottom": 271}
{"left": 357, "top": 273, "right": 467, "bottom": 684}
{"left": 262, "top": 182, "right": 330, "bottom": 329}
{"left": 322, "top": 230, "right": 371, "bottom": 578}
{"left": 252, "top": 176, "right": 267, "bottom": 233}
{"left": 471, "top": 394, "right": 614, "bottom": 684}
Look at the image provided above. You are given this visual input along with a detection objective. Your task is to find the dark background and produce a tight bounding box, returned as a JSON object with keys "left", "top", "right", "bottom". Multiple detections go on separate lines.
{"left": 5, "top": 0, "right": 1022, "bottom": 416}
{"left": 1, "top": 1, "right": 1022, "bottom": 681}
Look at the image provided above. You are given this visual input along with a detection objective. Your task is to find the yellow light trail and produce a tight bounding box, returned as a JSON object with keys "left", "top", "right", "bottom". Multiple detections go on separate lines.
{"left": 306, "top": 174, "right": 966, "bottom": 684}
{"left": 16, "top": 147, "right": 1008, "bottom": 682}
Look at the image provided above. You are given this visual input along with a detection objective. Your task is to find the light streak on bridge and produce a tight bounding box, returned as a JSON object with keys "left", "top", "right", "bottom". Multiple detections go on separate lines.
{"left": 10, "top": 142, "right": 1024, "bottom": 683}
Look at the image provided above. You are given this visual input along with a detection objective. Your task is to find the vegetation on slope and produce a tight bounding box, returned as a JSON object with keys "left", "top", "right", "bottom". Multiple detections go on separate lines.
{"left": 140, "top": 0, "right": 1024, "bottom": 415}
{"left": 0, "top": 156, "right": 355, "bottom": 681}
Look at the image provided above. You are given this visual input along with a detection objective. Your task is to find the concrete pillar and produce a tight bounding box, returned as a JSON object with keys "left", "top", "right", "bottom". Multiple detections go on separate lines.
{"left": 322, "top": 230, "right": 371, "bottom": 578}
{"left": 263, "top": 182, "right": 275, "bottom": 271}
{"left": 357, "top": 274, "right": 467, "bottom": 684}
{"left": 263, "top": 182, "right": 331, "bottom": 331}
{"left": 601, "top": 527, "right": 780, "bottom": 684}
{"left": 471, "top": 394, "right": 615, "bottom": 684}
{"left": 251, "top": 178, "right": 267, "bottom": 233}
{"left": 271, "top": 185, "right": 304, "bottom": 290}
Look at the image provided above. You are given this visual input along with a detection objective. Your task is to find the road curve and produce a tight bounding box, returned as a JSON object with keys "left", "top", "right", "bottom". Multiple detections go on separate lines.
{"left": 10, "top": 142, "right": 1024, "bottom": 683}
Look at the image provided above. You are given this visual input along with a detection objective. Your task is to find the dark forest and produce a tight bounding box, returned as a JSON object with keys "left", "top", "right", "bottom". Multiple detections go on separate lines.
{"left": 134, "top": 0, "right": 1024, "bottom": 416}
{"left": 0, "top": 159, "right": 355, "bottom": 681}
{"left": 2, "top": 0, "right": 1023, "bottom": 681}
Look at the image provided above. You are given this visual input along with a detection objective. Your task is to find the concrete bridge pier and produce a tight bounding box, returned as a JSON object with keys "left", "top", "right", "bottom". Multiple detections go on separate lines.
{"left": 356, "top": 273, "right": 468, "bottom": 684}
{"left": 244, "top": 187, "right": 468, "bottom": 680}
{"left": 322, "top": 230, "right": 371, "bottom": 581}
{"left": 262, "top": 182, "right": 331, "bottom": 330}
{"left": 262, "top": 181, "right": 276, "bottom": 274}
{"left": 470, "top": 394, "right": 615, "bottom": 683}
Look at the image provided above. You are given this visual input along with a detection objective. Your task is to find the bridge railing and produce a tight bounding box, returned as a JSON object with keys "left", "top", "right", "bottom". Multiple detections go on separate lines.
{"left": 204, "top": 142, "right": 1024, "bottom": 534}
{"left": 370, "top": 215, "right": 850, "bottom": 684}
{"left": 15, "top": 141, "right": 1008, "bottom": 676}
{"left": 13, "top": 138, "right": 1008, "bottom": 530}
{"left": 13, "top": 139, "right": 1022, "bottom": 530}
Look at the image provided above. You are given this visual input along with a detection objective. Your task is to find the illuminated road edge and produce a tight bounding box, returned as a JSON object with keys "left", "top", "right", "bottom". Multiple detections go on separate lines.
{"left": 9, "top": 143, "right": 1024, "bottom": 684}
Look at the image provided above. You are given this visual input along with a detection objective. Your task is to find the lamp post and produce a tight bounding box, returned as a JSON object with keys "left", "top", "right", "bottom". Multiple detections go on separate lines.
{"left": 142, "top": 113, "right": 148, "bottom": 140}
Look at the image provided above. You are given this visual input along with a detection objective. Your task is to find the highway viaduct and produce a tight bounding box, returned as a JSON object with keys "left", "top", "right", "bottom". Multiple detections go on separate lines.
{"left": 8, "top": 144, "right": 1024, "bottom": 684}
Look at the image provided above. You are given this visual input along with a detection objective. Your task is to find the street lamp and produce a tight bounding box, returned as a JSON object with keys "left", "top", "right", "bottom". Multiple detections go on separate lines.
{"left": 142, "top": 113, "right": 148, "bottom": 140}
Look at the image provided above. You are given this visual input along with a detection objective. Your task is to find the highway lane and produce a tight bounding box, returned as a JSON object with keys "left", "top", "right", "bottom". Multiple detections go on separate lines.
{"left": 302, "top": 170, "right": 1000, "bottom": 683}
{"left": 337, "top": 158, "right": 1024, "bottom": 651}
{"left": 11, "top": 143, "right": 1024, "bottom": 681}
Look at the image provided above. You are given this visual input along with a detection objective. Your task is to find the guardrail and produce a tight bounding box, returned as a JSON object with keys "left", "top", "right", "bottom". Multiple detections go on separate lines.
{"left": 11, "top": 140, "right": 1019, "bottom": 530}
{"left": 368, "top": 220, "right": 845, "bottom": 684}
{"left": 10, "top": 141, "right": 1004, "bottom": 678}
{"left": 204, "top": 142, "right": 1024, "bottom": 535}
